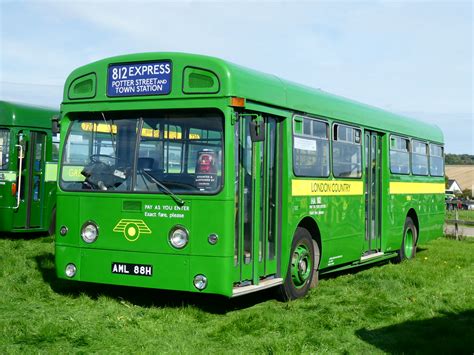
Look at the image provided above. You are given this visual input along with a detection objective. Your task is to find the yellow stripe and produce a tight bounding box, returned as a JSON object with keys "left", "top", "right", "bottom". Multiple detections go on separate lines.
{"left": 389, "top": 182, "right": 445, "bottom": 194}
{"left": 292, "top": 179, "right": 364, "bottom": 196}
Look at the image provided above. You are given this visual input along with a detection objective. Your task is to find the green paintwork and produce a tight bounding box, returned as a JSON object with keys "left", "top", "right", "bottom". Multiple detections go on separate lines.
{"left": 320, "top": 252, "right": 399, "bottom": 275}
{"left": 0, "top": 101, "right": 58, "bottom": 233}
{"left": 63, "top": 52, "right": 443, "bottom": 143}
{"left": 0, "top": 101, "right": 56, "bottom": 130}
{"left": 56, "top": 53, "right": 444, "bottom": 297}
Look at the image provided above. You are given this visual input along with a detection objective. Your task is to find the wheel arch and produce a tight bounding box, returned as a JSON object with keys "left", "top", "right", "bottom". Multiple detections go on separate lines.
{"left": 297, "top": 216, "right": 322, "bottom": 269}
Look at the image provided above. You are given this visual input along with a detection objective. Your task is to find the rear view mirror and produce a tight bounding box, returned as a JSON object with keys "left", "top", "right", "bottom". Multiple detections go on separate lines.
{"left": 250, "top": 120, "right": 265, "bottom": 142}
{"left": 52, "top": 115, "right": 60, "bottom": 134}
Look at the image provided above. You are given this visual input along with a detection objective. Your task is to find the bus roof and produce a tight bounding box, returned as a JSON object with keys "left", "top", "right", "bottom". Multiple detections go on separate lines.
{"left": 63, "top": 52, "right": 443, "bottom": 143}
{"left": 0, "top": 101, "right": 57, "bottom": 129}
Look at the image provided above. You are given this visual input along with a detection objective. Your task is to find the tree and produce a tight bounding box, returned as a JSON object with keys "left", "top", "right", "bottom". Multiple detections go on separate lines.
{"left": 461, "top": 189, "right": 473, "bottom": 199}
{"left": 445, "top": 154, "right": 474, "bottom": 165}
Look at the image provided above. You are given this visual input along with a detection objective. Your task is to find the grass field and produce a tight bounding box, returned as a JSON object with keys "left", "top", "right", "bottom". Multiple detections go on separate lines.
{"left": 0, "top": 235, "right": 473, "bottom": 353}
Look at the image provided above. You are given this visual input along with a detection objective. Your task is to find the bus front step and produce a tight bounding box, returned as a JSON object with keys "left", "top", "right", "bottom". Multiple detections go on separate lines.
{"left": 232, "top": 278, "right": 283, "bottom": 298}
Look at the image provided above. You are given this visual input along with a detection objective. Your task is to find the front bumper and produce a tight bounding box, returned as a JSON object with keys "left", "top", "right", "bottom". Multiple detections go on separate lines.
{"left": 55, "top": 245, "right": 233, "bottom": 296}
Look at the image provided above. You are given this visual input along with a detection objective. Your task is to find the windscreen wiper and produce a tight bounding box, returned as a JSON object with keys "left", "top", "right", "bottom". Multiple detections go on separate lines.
{"left": 101, "top": 112, "right": 117, "bottom": 155}
{"left": 141, "top": 169, "right": 185, "bottom": 206}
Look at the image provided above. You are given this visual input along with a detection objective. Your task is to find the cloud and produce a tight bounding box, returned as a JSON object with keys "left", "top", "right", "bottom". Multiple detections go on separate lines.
{"left": 1, "top": 0, "right": 472, "bottom": 152}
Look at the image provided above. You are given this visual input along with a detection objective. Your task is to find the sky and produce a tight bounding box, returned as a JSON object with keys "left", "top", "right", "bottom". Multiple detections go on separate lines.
{"left": 0, "top": 0, "right": 472, "bottom": 153}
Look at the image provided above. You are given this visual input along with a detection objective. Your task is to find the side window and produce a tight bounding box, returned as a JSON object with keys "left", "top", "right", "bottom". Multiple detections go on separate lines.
{"left": 292, "top": 116, "right": 329, "bottom": 177}
{"left": 412, "top": 140, "right": 428, "bottom": 175}
{"left": 52, "top": 133, "right": 60, "bottom": 162}
{"left": 64, "top": 123, "right": 92, "bottom": 164}
{"left": 429, "top": 143, "right": 444, "bottom": 177}
{"left": 0, "top": 128, "right": 10, "bottom": 169}
{"left": 33, "top": 132, "right": 46, "bottom": 201}
{"left": 390, "top": 136, "right": 410, "bottom": 174}
{"left": 332, "top": 124, "right": 362, "bottom": 178}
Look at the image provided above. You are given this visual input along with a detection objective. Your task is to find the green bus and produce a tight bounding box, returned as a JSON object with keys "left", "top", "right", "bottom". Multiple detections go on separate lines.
{"left": 55, "top": 53, "right": 444, "bottom": 299}
{"left": 0, "top": 101, "right": 58, "bottom": 235}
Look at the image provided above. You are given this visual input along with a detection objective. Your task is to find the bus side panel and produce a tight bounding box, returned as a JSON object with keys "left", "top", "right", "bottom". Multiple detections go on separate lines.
{"left": 0, "top": 186, "right": 14, "bottom": 231}
{"left": 290, "top": 194, "right": 365, "bottom": 269}
{"left": 386, "top": 194, "right": 409, "bottom": 252}
{"left": 41, "top": 134, "right": 57, "bottom": 233}
{"left": 386, "top": 190, "right": 444, "bottom": 251}
{"left": 0, "top": 127, "right": 17, "bottom": 232}
{"left": 418, "top": 192, "right": 444, "bottom": 244}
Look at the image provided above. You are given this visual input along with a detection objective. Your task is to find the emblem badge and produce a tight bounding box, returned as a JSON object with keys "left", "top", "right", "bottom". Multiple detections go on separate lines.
{"left": 113, "top": 219, "right": 152, "bottom": 242}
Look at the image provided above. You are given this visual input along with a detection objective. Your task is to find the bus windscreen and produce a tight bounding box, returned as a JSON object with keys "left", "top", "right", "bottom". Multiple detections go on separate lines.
{"left": 60, "top": 110, "right": 223, "bottom": 194}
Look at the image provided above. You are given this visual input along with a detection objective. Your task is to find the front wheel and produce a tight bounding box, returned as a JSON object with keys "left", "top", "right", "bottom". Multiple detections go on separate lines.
{"left": 395, "top": 217, "right": 417, "bottom": 262}
{"left": 279, "top": 227, "right": 316, "bottom": 300}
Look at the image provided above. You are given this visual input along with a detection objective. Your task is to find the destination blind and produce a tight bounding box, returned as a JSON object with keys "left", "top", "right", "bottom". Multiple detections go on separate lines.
{"left": 107, "top": 61, "right": 172, "bottom": 97}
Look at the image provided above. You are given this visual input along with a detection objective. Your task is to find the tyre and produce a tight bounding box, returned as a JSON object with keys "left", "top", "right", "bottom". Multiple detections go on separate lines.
{"left": 279, "top": 227, "right": 316, "bottom": 300}
{"left": 395, "top": 216, "right": 417, "bottom": 262}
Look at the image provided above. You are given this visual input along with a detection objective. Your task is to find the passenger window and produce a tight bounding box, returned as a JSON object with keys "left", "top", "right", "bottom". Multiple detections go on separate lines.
{"left": 332, "top": 124, "right": 362, "bottom": 178}
{"left": 429, "top": 143, "right": 444, "bottom": 177}
{"left": 292, "top": 116, "right": 329, "bottom": 177}
{"left": 52, "top": 133, "right": 60, "bottom": 162}
{"left": 390, "top": 136, "right": 410, "bottom": 174}
{"left": 412, "top": 140, "right": 428, "bottom": 175}
{"left": 0, "top": 129, "right": 10, "bottom": 169}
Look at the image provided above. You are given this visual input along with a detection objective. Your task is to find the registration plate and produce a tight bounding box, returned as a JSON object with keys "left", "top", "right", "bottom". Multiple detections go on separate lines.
{"left": 111, "top": 262, "right": 153, "bottom": 277}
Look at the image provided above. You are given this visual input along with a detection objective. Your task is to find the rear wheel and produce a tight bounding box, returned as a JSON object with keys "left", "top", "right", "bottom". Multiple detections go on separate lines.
{"left": 279, "top": 227, "right": 315, "bottom": 300}
{"left": 395, "top": 217, "right": 417, "bottom": 262}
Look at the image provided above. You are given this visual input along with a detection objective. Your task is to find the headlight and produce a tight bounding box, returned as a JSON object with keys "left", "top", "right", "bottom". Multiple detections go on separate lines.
{"left": 81, "top": 221, "right": 99, "bottom": 243}
{"left": 193, "top": 274, "right": 207, "bottom": 290}
{"left": 169, "top": 226, "right": 189, "bottom": 249}
{"left": 65, "top": 263, "right": 77, "bottom": 278}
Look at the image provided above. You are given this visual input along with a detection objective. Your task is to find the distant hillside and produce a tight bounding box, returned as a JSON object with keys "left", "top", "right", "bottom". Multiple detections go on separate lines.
{"left": 445, "top": 154, "right": 474, "bottom": 165}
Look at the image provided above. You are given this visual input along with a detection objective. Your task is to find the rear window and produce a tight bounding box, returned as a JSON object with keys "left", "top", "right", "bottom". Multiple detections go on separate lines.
{"left": 429, "top": 143, "right": 444, "bottom": 177}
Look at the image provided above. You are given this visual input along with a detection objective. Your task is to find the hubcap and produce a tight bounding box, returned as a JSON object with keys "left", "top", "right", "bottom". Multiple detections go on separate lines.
{"left": 291, "top": 244, "right": 312, "bottom": 288}
{"left": 404, "top": 228, "right": 414, "bottom": 258}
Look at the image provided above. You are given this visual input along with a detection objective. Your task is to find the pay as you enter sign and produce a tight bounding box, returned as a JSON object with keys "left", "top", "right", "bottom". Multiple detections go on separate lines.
{"left": 107, "top": 61, "right": 172, "bottom": 97}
